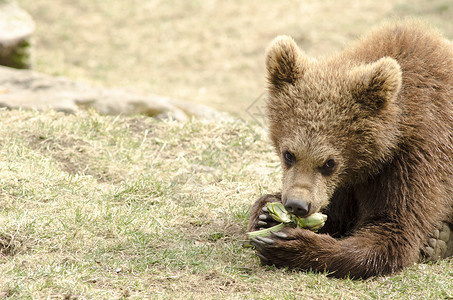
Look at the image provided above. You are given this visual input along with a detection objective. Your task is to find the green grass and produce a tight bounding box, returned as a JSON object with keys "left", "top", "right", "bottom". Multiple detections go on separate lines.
{"left": 0, "top": 109, "right": 452, "bottom": 299}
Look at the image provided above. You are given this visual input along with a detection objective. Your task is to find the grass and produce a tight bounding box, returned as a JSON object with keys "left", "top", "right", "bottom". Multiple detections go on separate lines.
{"left": 0, "top": 109, "right": 452, "bottom": 299}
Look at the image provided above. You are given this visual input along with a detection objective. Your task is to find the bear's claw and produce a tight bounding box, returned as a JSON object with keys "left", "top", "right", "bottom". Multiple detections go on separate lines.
{"left": 270, "top": 231, "right": 289, "bottom": 239}
{"left": 251, "top": 236, "right": 275, "bottom": 247}
{"left": 257, "top": 221, "right": 268, "bottom": 227}
{"left": 421, "top": 221, "right": 453, "bottom": 261}
{"left": 256, "top": 252, "right": 269, "bottom": 264}
{"left": 256, "top": 210, "right": 280, "bottom": 229}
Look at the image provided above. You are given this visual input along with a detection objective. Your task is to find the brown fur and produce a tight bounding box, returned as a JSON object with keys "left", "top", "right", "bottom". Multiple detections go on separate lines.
{"left": 248, "top": 20, "right": 453, "bottom": 278}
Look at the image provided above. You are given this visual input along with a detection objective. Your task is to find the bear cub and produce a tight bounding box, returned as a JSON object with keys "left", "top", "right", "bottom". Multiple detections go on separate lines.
{"left": 248, "top": 21, "right": 453, "bottom": 278}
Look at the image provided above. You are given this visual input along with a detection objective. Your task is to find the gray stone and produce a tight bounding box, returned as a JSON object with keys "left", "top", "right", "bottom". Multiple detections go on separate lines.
{"left": 0, "top": 1, "right": 35, "bottom": 69}
{"left": 0, "top": 66, "right": 232, "bottom": 121}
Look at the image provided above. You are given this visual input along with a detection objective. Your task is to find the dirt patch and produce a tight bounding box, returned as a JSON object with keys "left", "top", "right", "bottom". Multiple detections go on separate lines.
{"left": 27, "top": 133, "right": 125, "bottom": 183}
{"left": 181, "top": 218, "right": 246, "bottom": 245}
{"left": 0, "top": 233, "right": 20, "bottom": 256}
{"left": 29, "top": 134, "right": 93, "bottom": 175}
{"left": 124, "top": 116, "right": 155, "bottom": 136}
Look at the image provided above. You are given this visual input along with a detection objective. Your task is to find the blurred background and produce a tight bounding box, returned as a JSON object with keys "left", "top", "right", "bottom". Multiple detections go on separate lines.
{"left": 15, "top": 0, "right": 453, "bottom": 118}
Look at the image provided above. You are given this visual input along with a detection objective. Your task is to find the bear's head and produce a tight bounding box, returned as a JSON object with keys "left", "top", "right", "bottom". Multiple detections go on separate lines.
{"left": 265, "top": 36, "right": 403, "bottom": 217}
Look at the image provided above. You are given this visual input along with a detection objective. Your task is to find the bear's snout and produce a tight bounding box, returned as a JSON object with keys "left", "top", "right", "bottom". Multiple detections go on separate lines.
{"left": 284, "top": 196, "right": 311, "bottom": 217}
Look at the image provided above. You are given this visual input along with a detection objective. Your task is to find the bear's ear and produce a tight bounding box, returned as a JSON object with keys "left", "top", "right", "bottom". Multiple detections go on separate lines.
{"left": 265, "top": 35, "right": 308, "bottom": 88}
{"left": 351, "top": 57, "right": 402, "bottom": 113}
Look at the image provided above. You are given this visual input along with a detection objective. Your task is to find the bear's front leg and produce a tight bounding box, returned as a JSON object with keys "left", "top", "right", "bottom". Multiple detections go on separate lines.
{"left": 250, "top": 226, "right": 337, "bottom": 272}
{"left": 250, "top": 224, "right": 416, "bottom": 278}
{"left": 248, "top": 193, "right": 282, "bottom": 232}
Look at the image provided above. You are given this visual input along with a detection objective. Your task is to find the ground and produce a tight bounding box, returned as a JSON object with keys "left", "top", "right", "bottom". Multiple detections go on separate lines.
{"left": 0, "top": 110, "right": 452, "bottom": 298}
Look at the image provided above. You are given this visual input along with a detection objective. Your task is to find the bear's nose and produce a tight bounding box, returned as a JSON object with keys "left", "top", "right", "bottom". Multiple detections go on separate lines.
{"left": 284, "top": 197, "right": 311, "bottom": 217}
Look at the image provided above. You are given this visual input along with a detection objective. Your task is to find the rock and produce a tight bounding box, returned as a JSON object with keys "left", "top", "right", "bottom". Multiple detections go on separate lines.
{"left": 0, "top": 1, "right": 35, "bottom": 69}
{"left": 0, "top": 66, "right": 232, "bottom": 121}
{"left": 74, "top": 88, "right": 190, "bottom": 121}
{"left": 0, "top": 3, "right": 229, "bottom": 120}
{"left": 170, "top": 98, "right": 230, "bottom": 120}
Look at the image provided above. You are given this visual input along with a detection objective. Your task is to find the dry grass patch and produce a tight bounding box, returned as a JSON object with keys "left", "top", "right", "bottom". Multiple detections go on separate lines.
{"left": 0, "top": 109, "right": 277, "bottom": 298}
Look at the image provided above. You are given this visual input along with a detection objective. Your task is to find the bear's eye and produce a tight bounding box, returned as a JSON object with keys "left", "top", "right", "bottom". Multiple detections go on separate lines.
{"left": 320, "top": 159, "right": 336, "bottom": 176}
{"left": 283, "top": 151, "right": 296, "bottom": 166}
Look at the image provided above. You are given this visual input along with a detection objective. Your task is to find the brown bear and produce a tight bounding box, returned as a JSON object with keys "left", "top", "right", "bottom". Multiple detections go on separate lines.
{"left": 248, "top": 20, "right": 453, "bottom": 278}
